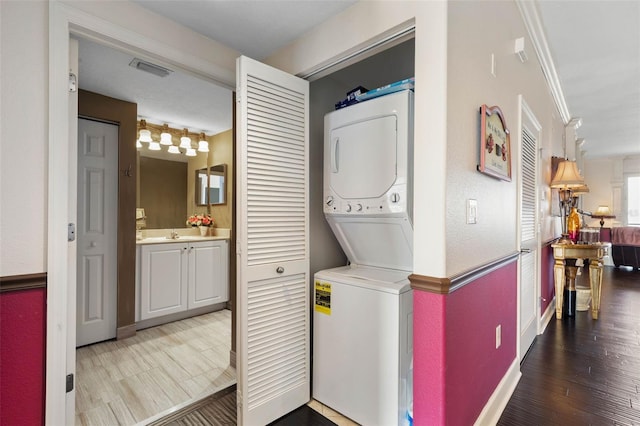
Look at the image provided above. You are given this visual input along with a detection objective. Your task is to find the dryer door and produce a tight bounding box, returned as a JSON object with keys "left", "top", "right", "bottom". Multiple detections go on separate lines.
{"left": 328, "top": 114, "right": 397, "bottom": 199}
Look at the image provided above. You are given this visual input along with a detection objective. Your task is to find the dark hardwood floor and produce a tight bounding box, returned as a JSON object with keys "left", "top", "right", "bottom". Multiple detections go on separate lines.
{"left": 499, "top": 266, "right": 640, "bottom": 425}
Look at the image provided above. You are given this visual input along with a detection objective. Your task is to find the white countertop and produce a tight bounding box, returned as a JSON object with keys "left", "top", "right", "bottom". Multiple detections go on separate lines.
{"left": 136, "top": 227, "right": 230, "bottom": 245}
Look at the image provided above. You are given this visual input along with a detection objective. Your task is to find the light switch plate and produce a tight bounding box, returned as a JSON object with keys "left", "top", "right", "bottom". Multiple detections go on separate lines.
{"left": 467, "top": 199, "right": 478, "bottom": 224}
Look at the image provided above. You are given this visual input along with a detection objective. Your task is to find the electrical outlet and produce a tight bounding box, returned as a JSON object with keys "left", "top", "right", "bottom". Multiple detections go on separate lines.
{"left": 496, "top": 324, "right": 502, "bottom": 349}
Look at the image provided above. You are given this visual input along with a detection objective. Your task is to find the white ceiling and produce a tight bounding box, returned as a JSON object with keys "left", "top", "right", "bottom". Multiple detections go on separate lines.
{"left": 78, "top": 0, "right": 640, "bottom": 159}
{"left": 536, "top": 1, "right": 640, "bottom": 159}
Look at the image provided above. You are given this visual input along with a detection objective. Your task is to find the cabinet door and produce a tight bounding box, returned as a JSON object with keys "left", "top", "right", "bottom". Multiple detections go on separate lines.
{"left": 188, "top": 240, "right": 229, "bottom": 310}
{"left": 140, "top": 243, "right": 188, "bottom": 320}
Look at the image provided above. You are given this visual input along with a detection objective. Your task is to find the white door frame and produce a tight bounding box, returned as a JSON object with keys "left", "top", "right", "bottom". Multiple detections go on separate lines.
{"left": 48, "top": 3, "right": 235, "bottom": 423}
{"left": 516, "top": 96, "right": 542, "bottom": 362}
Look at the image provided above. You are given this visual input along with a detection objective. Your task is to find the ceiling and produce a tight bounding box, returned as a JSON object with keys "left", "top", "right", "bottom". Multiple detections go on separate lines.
{"left": 78, "top": 0, "right": 640, "bottom": 159}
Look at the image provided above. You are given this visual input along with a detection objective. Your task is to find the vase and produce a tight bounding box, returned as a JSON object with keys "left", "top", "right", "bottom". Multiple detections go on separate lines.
{"left": 567, "top": 207, "right": 580, "bottom": 243}
{"left": 199, "top": 226, "right": 208, "bottom": 236}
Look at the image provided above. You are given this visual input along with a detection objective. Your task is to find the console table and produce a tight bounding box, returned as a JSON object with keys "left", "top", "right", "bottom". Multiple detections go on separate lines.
{"left": 552, "top": 242, "right": 610, "bottom": 320}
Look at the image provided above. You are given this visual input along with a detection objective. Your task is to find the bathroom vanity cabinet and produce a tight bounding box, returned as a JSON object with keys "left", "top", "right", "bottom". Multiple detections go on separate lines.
{"left": 137, "top": 239, "right": 229, "bottom": 321}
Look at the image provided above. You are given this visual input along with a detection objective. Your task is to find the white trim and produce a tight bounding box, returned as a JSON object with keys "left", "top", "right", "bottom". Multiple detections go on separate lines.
{"left": 473, "top": 359, "right": 521, "bottom": 426}
{"left": 47, "top": 3, "right": 71, "bottom": 424}
{"left": 47, "top": 2, "right": 237, "bottom": 423}
{"left": 539, "top": 296, "right": 556, "bottom": 334}
{"left": 516, "top": 0, "right": 571, "bottom": 124}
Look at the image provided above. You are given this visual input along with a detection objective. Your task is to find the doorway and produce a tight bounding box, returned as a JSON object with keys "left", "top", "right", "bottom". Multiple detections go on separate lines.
{"left": 73, "top": 35, "right": 236, "bottom": 424}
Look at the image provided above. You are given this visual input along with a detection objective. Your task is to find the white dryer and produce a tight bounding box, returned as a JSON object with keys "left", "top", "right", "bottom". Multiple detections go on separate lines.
{"left": 323, "top": 89, "right": 414, "bottom": 271}
{"left": 314, "top": 89, "right": 414, "bottom": 425}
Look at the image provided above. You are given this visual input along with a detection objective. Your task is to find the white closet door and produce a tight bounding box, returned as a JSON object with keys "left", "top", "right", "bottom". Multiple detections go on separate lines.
{"left": 236, "top": 55, "right": 310, "bottom": 425}
{"left": 518, "top": 97, "right": 541, "bottom": 360}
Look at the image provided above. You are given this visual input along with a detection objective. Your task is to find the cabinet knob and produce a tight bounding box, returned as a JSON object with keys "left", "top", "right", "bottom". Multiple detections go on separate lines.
{"left": 276, "top": 266, "right": 284, "bottom": 274}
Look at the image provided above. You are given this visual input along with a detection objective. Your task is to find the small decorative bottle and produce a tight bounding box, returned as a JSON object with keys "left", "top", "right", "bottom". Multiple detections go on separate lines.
{"left": 567, "top": 207, "right": 580, "bottom": 243}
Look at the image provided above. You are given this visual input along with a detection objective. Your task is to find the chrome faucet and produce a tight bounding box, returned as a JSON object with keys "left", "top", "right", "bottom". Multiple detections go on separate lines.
{"left": 170, "top": 230, "right": 179, "bottom": 239}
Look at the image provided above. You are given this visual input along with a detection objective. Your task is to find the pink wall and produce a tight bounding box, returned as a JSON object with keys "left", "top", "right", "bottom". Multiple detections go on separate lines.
{"left": 414, "top": 261, "right": 517, "bottom": 425}
{"left": 0, "top": 288, "right": 46, "bottom": 426}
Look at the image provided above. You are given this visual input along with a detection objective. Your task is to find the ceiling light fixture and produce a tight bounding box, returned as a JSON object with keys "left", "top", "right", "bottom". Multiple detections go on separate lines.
{"left": 179, "top": 129, "right": 192, "bottom": 149}
{"left": 197, "top": 133, "right": 209, "bottom": 153}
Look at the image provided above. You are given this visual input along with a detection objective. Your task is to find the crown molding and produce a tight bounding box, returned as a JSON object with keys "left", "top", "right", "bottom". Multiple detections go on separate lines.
{"left": 516, "top": 0, "right": 571, "bottom": 124}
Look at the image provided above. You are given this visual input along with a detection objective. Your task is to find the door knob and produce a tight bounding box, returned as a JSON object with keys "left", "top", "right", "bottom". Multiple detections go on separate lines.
{"left": 276, "top": 266, "right": 284, "bottom": 274}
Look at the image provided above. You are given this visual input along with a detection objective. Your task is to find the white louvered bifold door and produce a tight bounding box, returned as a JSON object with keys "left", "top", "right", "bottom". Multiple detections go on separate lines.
{"left": 236, "top": 56, "right": 310, "bottom": 426}
{"left": 518, "top": 97, "right": 540, "bottom": 360}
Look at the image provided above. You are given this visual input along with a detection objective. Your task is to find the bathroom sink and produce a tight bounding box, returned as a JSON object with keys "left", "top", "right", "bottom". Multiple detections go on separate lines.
{"left": 140, "top": 235, "right": 211, "bottom": 242}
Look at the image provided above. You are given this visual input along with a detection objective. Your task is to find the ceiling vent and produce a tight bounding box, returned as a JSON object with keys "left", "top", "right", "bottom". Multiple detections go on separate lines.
{"left": 129, "top": 58, "right": 173, "bottom": 78}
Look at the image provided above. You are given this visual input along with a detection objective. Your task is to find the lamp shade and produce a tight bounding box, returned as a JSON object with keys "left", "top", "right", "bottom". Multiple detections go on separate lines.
{"left": 148, "top": 141, "right": 161, "bottom": 151}
{"left": 160, "top": 124, "right": 172, "bottom": 145}
{"left": 572, "top": 184, "right": 590, "bottom": 195}
{"left": 185, "top": 147, "right": 197, "bottom": 157}
{"left": 138, "top": 119, "right": 152, "bottom": 143}
{"left": 179, "top": 128, "right": 191, "bottom": 149}
{"left": 550, "top": 160, "right": 584, "bottom": 188}
{"left": 167, "top": 145, "right": 180, "bottom": 154}
{"left": 197, "top": 133, "right": 209, "bottom": 152}
{"left": 594, "top": 205, "right": 613, "bottom": 217}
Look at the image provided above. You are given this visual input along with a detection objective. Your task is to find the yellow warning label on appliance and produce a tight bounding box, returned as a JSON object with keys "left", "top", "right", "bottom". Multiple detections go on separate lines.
{"left": 315, "top": 281, "right": 331, "bottom": 315}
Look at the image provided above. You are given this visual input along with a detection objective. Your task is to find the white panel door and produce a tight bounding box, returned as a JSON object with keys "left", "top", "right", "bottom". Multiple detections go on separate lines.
{"left": 76, "top": 118, "right": 118, "bottom": 347}
{"left": 518, "top": 97, "right": 541, "bottom": 360}
{"left": 236, "top": 55, "right": 309, "bottom": 426}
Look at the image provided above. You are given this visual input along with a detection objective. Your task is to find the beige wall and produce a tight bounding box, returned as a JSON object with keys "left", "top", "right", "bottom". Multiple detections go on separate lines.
{"left": 0, "top": 1, "right": 48, "bottom": 276}
{"left": 583, "top": 154, "right": 640, "bottom": 227}
{"left": 208, "top": 130, "right": 234, "bottom": 229}
{"left": 185, "top": 129, "right": 233, "bottom": 229}
{"left": 445, "top": 1, "right": 565, "bottom": 273}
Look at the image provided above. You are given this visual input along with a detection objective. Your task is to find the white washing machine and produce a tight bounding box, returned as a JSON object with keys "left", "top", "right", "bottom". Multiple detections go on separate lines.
{"left": 313, "top": 265, "right": 413, "bottom": 426}
{"left": 314, "top": 89, "right": 414, "bottom": 425}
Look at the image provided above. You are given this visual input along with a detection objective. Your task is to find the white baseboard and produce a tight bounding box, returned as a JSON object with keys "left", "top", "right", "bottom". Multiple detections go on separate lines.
{"left": 539, "top": 296, "right": 556, "bottom": 334}
{"left": 473, "top": 358, "right": 521, "bottom": 426}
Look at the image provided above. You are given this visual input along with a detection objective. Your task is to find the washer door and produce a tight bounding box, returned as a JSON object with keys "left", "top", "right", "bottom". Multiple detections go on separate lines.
{"left": 328, "top": 114, "right": 397, "bottom": 199}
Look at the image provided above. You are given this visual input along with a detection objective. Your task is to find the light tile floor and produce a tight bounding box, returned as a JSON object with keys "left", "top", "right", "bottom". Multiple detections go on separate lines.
{"left": 75, "top": 309, "right": 355, "bottom": 425}
{"left": 75, "top": 310, "right": 235, "bottom": 425}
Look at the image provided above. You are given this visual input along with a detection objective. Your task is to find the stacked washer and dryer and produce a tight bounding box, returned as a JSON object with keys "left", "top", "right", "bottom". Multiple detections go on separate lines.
{"left": 313, "top": 89, "right": 414, "bottom": 426}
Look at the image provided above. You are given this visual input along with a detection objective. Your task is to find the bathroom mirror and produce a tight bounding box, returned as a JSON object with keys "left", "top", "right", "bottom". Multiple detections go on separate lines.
{"left": 196, "top": 164, "right": 226, "bottom": 206}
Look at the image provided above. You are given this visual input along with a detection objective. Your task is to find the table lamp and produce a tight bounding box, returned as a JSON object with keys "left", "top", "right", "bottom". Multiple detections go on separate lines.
{"left": 550, "top": 160, "right": 585, "bottom": 244}
{"left": 592, "top": 205, "right": 615, "bottom": 228}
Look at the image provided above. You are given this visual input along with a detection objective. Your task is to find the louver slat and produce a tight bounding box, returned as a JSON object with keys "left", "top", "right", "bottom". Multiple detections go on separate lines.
{"left": 247, "top": 274, "right": 307, "bottom": 407}
{"left": 246, "top": 75, "right": 306, "bottom": 266}
{"left": 521, "top": 127, "right": 537, "bottom": 241}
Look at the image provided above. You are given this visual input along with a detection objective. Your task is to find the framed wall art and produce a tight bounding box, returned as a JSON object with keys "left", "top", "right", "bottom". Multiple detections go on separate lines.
{"left": 478, "top": 105, "right": 511, "bottom": 181}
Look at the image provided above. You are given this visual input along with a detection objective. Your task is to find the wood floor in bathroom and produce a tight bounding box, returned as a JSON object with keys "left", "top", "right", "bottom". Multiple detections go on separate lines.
{"left": 75, "top": 309, "right": 235, "bottom": 425}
